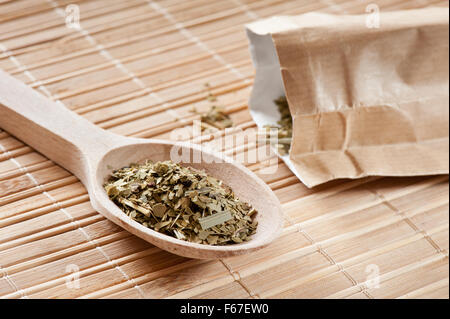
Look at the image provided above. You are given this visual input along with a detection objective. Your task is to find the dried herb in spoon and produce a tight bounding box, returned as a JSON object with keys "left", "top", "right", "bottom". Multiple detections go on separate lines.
{"left": 104, "top": 160, "right": 257, "bottom": 245}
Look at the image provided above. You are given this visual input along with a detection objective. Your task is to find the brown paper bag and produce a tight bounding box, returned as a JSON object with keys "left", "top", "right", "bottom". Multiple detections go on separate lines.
{"left": 246, "top": 7, "right": 449, "bottom": 187}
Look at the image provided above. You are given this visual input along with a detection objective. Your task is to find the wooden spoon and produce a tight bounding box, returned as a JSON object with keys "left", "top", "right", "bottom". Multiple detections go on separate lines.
{"left": 0, "top": 70, "right": 283, "bottom": 259}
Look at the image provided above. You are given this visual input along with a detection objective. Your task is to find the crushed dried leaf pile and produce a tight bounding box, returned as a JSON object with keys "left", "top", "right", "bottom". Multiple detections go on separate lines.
{"left": 104, "top": 161, "right": 257, "bottom": 245}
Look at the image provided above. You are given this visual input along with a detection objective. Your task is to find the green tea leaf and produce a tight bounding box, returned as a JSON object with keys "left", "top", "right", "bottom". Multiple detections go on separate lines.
{"left": 199, "top": 211, "right": 233, "bottom": 230}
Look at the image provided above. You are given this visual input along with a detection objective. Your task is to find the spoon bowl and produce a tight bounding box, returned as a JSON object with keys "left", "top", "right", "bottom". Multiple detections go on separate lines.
{"left": 0, "top": 70, "right": 283, "bottom": 259}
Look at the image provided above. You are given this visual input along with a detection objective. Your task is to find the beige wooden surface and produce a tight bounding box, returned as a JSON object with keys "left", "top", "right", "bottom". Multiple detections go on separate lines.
{"left": 0, "top": 0, "right": 448, "bottom": 299}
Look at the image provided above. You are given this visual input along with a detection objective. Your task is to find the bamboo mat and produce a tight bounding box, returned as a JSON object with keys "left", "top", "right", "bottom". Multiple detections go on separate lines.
{"left": 0, "top": 0, "right": 448, "bottom": 299}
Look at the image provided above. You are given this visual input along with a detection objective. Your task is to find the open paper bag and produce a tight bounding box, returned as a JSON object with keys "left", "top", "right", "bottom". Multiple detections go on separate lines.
{"left": 246, "top": 7, "right": 449, "bottom": 187}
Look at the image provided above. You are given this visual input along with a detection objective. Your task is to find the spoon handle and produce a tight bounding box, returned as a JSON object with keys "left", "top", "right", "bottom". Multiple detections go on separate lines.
{"left": 0, "top": 69, "right": 125, "bottom": 183}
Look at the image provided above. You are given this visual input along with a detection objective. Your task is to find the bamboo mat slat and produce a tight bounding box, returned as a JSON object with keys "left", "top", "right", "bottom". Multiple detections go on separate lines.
{"left": 0, "top": 0, "right": 448, "bottom": 299}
